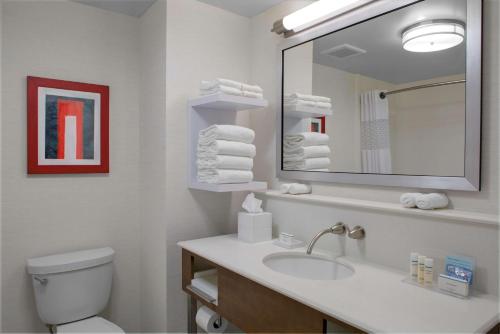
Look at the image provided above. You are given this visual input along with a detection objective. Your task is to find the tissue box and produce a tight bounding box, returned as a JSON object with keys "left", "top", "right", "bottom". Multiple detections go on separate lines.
{"left": 238, "top": 212, "right": 272, "bottom": 243}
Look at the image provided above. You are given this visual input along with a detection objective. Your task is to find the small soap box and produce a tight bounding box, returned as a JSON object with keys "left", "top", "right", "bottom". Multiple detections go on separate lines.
{"left": 273, "top": 232, "right": 303, "bottom": 249}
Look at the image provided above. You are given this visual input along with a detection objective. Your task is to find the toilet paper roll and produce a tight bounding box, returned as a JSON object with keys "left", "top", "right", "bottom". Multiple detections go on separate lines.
{"left": 196, "top": 306, "right": 228, "bottom": 333}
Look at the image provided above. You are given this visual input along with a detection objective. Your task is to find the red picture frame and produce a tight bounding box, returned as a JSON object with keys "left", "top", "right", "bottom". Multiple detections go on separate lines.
{"left": 310, "top": 116, "right": 326, "bottom": 133}
{"left": 27, "top": 76, "right": 109, "bottom": 174}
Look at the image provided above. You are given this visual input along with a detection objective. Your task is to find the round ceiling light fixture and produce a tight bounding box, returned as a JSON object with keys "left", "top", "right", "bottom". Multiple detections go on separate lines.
{"left": 402, "top": 19, "right": 465, "bottom": 53}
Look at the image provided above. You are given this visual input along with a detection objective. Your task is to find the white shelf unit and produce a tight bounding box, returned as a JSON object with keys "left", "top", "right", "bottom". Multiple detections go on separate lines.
{"left": 284, "top": 104, "right": 332, "bottom": 118}
{"left": 188, "top": 93, "right": 269, "bottom": 192}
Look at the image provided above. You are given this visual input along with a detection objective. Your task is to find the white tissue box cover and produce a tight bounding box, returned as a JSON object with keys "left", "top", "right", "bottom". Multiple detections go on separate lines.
{"left": 238, "top": 212, "right": 272, "bottom": 243}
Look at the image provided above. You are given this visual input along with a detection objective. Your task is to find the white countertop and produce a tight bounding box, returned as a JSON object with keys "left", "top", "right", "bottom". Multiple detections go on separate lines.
{"left": 178, "top": 235, "right": 499, "bottom": 333}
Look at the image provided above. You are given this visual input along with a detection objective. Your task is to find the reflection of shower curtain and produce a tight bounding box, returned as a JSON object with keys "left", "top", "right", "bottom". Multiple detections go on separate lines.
{"left": 360, "top": 91, "right": 392, "bottom": 174}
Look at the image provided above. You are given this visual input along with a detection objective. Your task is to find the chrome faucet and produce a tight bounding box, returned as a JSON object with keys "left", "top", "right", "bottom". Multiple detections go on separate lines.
{"left": 306, "top": 222, "right": 346, "bottom": 255}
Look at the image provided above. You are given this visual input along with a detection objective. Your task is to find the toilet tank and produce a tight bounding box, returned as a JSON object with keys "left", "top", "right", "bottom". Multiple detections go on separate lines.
{"left": 26, "top": 247, "right": 114, "bottom": 325}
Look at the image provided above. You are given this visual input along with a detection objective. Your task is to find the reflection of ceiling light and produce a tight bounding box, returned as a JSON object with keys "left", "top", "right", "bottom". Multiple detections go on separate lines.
{"left": 278, "top": 0, "right": 372, "bottom": 33}
{"left": 402, "top": 20, "right": 465, "bottom": 53}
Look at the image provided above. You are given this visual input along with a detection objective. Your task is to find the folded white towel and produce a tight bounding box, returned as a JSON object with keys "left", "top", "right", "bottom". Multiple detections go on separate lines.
{"left": 201, "top": 78, "right": 242, "bottom": 90}
{"left": 400, "top": 193, "right": 423, "bottom": 208}
{"left": 197, "top": 155, "right": 253, "bottom": 170}
{"left": 198, "top": 140, "right": 256, "bottom": 158}
{"left": 200, "top": 85, "right": 243, "bottom": 97}
{"left": 242, "top": 83, "right": 263, "bottom": 94}
{"left": 316, "top": 101, "right": 332, "bottom": 109}
{"left": 284, "top": 98, "right": 332, "bottom": 110}
{"left": 415, "top": 193, "right": 449, "bottom": 210}
{"left": 242, "top": 91, "right": 263, "bottom": 99}
{"left": 284, "top": 133, "right": 330, "bottom": 149}
{"left": 284, "top": 99, "right": 318, "bottom": 108}
{"left": 201, "top": 79, "right": 263, "bottom": 94}
{"left": 199, "top": 125, "right": 255, "bottom": 145}
{"left": 283, "top": 145, "right": 331, "bottom": 160}
{"left": 285, "top": 93, "right": 331, "bottom": 103}
{"left": 283, "top": 157, "right": 330, "bottom": 170}
{"left": 280, "top": 183, "right": 312, "bottom": 195}
{"left": 198, "top": 169, "right": 253, "bottom": 184}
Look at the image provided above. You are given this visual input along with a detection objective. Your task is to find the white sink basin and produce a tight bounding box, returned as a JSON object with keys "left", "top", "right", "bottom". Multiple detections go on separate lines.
{"left": 263, "top": 252, "right": 354, "bottom": 280}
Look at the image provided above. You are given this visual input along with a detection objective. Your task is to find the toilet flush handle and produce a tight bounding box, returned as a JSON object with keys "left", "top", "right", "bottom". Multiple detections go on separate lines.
{"left": 33, "top": 276, "right": 48, "bottom": 286}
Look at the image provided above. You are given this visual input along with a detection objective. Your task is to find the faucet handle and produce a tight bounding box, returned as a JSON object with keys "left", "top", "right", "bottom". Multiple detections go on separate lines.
{"left": 347, "top": 225, "right": 365, "bottom": 239}
{"left": 330, "top": 222, "right": 346, "bottom": 235}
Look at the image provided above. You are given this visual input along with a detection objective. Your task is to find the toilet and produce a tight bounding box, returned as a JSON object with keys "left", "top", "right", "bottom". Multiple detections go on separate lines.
{"left": 26, "top": 247, "right": 124, "bottom": 333}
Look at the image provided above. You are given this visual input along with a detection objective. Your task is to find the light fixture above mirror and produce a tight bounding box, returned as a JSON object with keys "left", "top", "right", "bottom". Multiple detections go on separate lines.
{"left": 402, "top": 20, "right": 465, "bottom": 53}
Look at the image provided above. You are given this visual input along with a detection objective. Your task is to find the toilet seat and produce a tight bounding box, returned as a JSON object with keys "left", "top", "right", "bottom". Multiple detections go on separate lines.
{"left": 56, "top": 316, "right": 124, "bottom": 333}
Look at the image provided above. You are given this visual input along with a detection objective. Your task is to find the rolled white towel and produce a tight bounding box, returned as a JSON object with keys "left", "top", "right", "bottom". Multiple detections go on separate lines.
{"left": 242, "top": 83, "right": 263, "bottom": 94}
{"left": 284, "top": 145, "right": 331, "bottom": 160}
{"left": 201, "top": 78, "right": 242, "bottom": 90}
{"left": 200, "top": 85, "right": 243, "bottom": 97}
{"left": 197, "top": 169, "right": 253, "bottom": 184}
{"left": 283, "top": 157, "right": 330, "bottom": 170}
{"left": 242, "top": 91, "right": 264, "bottom": 99}
{"left": 198, "top": 140, "right": 256, "bottom": 158}
{"left": 280, "top": 183, "right": 292, "bottom": 194}
{"left": 197, "top": 155, "right": 253, "bottom": 170}
{"left": 199, "top": 125, "right": 255, "bottom": 145}
{"left": 280, "top": 183, "right": 311, "bottom": 195}
{"left": 284, "top": 132, "right": 330, "bottom": 149}
{"left": 416, "top": 193, "right": 449, "bottom": 210}
{"left": 288, "top": 183, "right": 312, "bottom": 195}
{"left": 285, "top": 93, "right": 331, "bottom": 103}
{"left": 400, "top": 193, "right": 423, "bottom": 208}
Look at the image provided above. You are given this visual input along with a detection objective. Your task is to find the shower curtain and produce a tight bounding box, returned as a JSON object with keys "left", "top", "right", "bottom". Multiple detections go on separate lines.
{"left": 360, "top": 90, "right": 392, "bottom": 174}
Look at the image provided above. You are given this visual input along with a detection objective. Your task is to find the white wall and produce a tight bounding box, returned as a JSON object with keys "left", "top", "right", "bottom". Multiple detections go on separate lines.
{"left": 390, "top": 75, "right": 466, "bottom": 176}
{"left": 139, "top": 0, "right": 167, "bottom": 331}
{"left": 313, "top": 64, "right": 359, "bottom": 172}
{"left": 1, "top": 1, "right": 142, "bottom": 331}
{"left": 164, "top": 0, "right": 251, "bottom": 331}
{"left": 250, "top": 0, "right": 499, "bottom": 295}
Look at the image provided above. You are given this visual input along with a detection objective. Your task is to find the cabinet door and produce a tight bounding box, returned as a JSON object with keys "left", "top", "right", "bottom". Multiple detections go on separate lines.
{"left": 218, "top": 267, "right": 324, "bottom": 333}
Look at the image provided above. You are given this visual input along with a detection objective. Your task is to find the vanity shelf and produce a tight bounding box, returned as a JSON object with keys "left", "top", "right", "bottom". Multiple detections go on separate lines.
{"left": 264, "top": 191, "right": 499, "bottom": 226}
{"left": 188, "top": 93, "right": 268, "bottom": 192}
{"left": 191, "top": 93, "right": 268, "bottom": 111}
{"left": 284, "top": 104, "right": 332, "bottom": 118}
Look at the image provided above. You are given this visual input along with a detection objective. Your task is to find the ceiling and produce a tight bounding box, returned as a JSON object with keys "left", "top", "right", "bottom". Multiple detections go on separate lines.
{"left": 197, "top": 0, "right": 287, "bottom": 17}
{"left": 312, "top": 0, "right": 467, "bottom": 84}
{"left": 72, "top": 0, "right": 156, "bottom": 17}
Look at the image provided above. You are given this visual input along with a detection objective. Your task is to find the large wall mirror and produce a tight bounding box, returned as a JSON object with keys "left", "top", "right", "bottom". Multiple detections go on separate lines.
{"left": 278, "top": 0, "right": 481, "bottom": 191}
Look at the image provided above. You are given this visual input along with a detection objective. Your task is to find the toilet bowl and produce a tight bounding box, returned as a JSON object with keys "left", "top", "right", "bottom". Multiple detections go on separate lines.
{"left": 27, "top": 247, "right": 124, "bottom": 333}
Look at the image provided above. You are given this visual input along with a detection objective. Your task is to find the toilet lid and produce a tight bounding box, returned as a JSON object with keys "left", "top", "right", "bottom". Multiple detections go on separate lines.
{"left": 57, "top": 317, "right": 124, "bottom": 333}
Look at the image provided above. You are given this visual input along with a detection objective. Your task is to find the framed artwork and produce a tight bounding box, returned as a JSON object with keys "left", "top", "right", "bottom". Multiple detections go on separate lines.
{"left": 27, "top": 76, "right": 109, "bottom": 174}
{"left": 310, "top": 116, "right": 326, "bottom": 133}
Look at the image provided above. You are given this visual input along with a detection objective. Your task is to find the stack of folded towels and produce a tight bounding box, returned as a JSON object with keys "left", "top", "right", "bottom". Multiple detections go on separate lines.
{"left": 284, "top": 93, "right": 332, "bottom": 111}
{"left": 283, "top": 132, "right": 331, "bottom": 171}
{"left": 197, "top": 125, "right": 256, "bottom": 184}
{"left": 200, "top": 78, "right": 263, "bottom": 99}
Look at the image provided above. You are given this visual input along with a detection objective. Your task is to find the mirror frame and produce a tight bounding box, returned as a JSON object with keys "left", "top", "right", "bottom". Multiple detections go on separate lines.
{"left": 277, "top": 0, "right": 482, "bottom": 191}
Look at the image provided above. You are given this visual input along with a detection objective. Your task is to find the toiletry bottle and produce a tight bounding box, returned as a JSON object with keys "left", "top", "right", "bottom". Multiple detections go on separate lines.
{"left": 424, "top": 258, "right": 434, "bottom": 287}
{"left": 418, "top": 255, "right": 426, "bottom": 285}
{"left": 410, "top": 252, "right": 419, "bottom": 279}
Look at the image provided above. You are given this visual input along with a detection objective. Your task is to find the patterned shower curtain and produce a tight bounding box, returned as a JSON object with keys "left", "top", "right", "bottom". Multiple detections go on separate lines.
{"left": 360, "top": 91, "right": 392, "bottom": 174}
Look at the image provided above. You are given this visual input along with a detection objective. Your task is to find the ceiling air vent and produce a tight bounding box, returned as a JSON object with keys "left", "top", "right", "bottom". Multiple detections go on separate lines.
{"left": 321, "top": 44, "right": 367, "bottom": 59}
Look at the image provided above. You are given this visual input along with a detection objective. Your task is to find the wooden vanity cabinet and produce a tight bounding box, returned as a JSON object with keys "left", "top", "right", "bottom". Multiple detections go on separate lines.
{"left": 182, "top": 249, "right": 362, "bottom": 333}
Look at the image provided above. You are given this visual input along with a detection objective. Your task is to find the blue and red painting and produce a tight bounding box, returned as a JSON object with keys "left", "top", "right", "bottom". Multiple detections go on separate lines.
{"left": 44, "top": 95, "right": 95, "bottom": 160}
